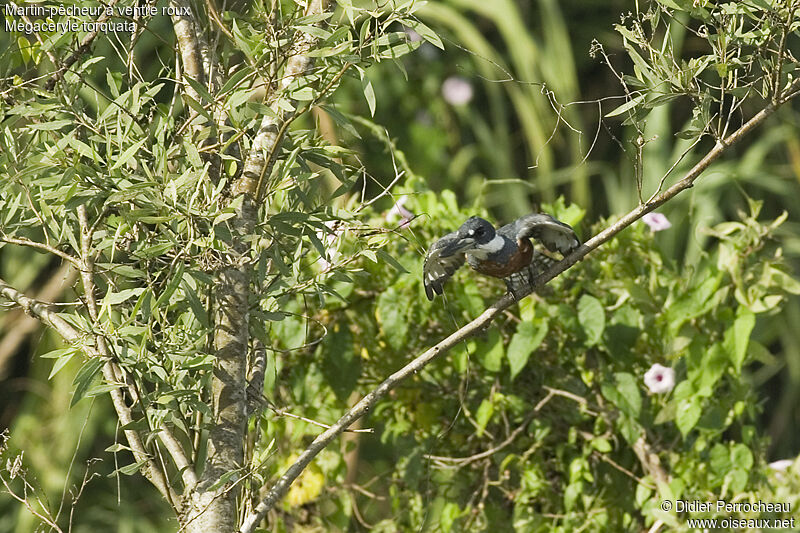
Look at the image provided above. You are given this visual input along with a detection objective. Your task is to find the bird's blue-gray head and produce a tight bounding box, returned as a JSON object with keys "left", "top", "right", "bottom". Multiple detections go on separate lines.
{"left": 439, "top": 216, "right": 497, "bottom": 257}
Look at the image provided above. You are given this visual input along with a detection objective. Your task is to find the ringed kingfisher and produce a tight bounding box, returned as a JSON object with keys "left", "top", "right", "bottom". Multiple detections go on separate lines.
{"left": 423, "top": 214, "right": 580, "bottom": 301}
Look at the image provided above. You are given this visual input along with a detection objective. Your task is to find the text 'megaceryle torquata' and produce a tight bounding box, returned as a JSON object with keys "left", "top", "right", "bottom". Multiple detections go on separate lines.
{"left": 423, "top": 214, "right": 580, "bottom": 300}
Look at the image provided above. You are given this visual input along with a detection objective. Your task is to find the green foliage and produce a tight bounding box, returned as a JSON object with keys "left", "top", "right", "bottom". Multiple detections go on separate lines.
{"left": 255, "top": 189, "right": 798, "bottom": 530}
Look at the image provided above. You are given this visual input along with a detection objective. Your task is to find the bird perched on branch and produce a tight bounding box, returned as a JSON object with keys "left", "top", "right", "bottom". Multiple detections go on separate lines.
{"left": 423, "top": 214, "right": 580, "bottom": 300}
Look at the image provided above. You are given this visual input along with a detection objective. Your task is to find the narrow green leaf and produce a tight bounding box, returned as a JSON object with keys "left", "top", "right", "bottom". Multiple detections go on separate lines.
{"left": 376, "top": 250, "right": 408, "bottom": 273}
{"left": 182, "top": 280, "right": 209, "bottom": 328}
{"left": 71, "top": 357, "right": 106, "bottom": 406}
{"left": 219, "top": 66, "right": 253, "bottom": 95}
{"left": 154, "top": 262, "right": 186, "bottom": 309}
{"left": 185, "top": 76, "right": 214, "bottom": 103}
{"left": 40, "top": 347, "right": 78, "bottom": 359}
{"left": 361, "top": 75, "right": 376, "bottom": 117}
{"left": 109, "top": 459, "right": 149, "bottom": 477}
{"left": 28, "top": 119, "right": 72, "bottom": 131}
{"left": 104, "top": 287, "right": 145, "bottom": 306}
{"left": 400, "top": 18, "right": 444, "bottom": 49}
{"left": 85, "top": 383, "right": 123, "bottom": 397}
{"left": 605, "top": 94, "right": 646, "bottom": 117}
{"left": 47, "top": 347, "right": 79, "bottom": 379}
{"left": 111, "top": 138, "right": 147, "bottom": 170}
{"left": 135, "top": 242, "right": 173, "bottom": 259}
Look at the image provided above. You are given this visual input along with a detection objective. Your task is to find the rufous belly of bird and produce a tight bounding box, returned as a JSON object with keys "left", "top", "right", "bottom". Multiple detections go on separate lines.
{"left": 472, "top": 239, "right": 533, "bottom": 278}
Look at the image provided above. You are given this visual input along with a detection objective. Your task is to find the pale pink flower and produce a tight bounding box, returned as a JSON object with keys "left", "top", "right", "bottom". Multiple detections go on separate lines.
{"left": 386, "top": 197, "right": 414, "bottom": 229}
{"left": 643, "top": 363, "right": 675, "bottom": 394}
{"left": 768, "top": 459, "right": 793, "bottom": 472}
{"left": 442, "top": 76, "right": 473, "bottom": 106}
{"left": 642, "top": 212, "right": 672, "bottom": 232}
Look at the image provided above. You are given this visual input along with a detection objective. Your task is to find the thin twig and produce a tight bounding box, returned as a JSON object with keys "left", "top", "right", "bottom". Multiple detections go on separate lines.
{"left": 271, "top": 407, "right": 375, "bottom": 434}
{"left": 43, "top": 0, "right": 121, "bottom": 91}
{"left": 594, "top": 451, "right": 655, "bottom": 490}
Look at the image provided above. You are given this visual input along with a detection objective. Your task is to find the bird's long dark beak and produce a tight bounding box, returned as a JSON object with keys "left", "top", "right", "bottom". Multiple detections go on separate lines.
{"left": 439, "top": 237, "right": 476, "bottom": 257}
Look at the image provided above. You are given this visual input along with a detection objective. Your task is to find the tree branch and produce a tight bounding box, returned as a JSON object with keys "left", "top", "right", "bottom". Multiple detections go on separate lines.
{"left": 0, "top": 234, "right": 82, "bottom": 269}
{"left": 0, "top": 263, "right": 77, "bottom": 380}
{"left": 0, "top": 277, "right": 177, "bottom": 506}
{"left": 170, "top": 0, "right": 207, "bottom": 99}
{"left": 238, "top": 76, "right": 800, "bottom": 533}
{"left": 237, "top": 0, "right": 325, "bottom": 199}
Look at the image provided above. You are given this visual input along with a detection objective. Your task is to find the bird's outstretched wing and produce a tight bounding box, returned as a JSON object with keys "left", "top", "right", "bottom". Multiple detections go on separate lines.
{"left": 423, "top": 231, "right": 467, "bottom": 300}
{"left": 510, "top": 214, "right": 580, "bottom": 254}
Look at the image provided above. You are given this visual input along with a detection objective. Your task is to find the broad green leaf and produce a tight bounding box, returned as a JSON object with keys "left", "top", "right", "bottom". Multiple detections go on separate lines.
{"left": 577, "top": 295, "right": 605, "bottom": 346}
{"left": 731, "top": 443, "right": 753, "bottom": 470}
{"left": 591, "top": 437, "right": 612, "bottom": 453}
{"left": 709, "top": 443, "right": 730, "bottom": 474}
{"left": 601, "top": 372, "right": 641, "bottom": 417}
{"left": 676, "top": 398, "right": 702, "bottom": 436}
{"left": 666, "top": 273, "right": 722, "bottom": 335}
{"left": 286, "top": 467, "right": 323, "bottom": 507}
{"left": 690, "top": 342, "right": 727, "bottom": 393}
{"left": 440, "top": 502, "right": 460, "bottom": 533}
{"left": 376, "top": 288, "right": 408, "bottom": 350}
{"left": 723, "top": 308, "right": 755, "bottom": 372}
{"left": 507, "top": 319, "right": 548, "bottom": 379}
{"left": 321, "top": 328, "right": 360, "bottom": 401}
{"left": 471, "top": 329, "right": 504, "bottom": 372}
{"left": 475, "top": 398, "right": 494, "bottom": 436}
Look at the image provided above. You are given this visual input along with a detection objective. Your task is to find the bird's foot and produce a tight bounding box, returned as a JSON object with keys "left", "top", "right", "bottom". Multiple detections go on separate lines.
{"left": 505, "top": 268, "right": 535, "bottom": 301}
